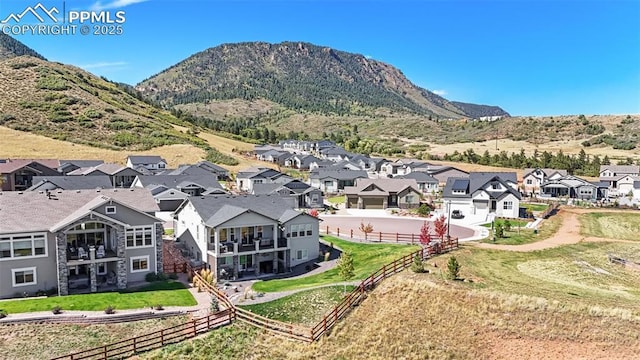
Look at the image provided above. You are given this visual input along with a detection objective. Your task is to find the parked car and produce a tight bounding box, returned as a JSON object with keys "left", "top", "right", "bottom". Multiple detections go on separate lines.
{"left": 451, "top": 210, "right": 464, "bottom": 219}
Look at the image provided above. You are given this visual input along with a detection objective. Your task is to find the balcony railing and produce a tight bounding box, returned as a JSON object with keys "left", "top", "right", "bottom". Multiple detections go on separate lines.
{"left": 277, "top": 237, "right": 288, "bottom": 248}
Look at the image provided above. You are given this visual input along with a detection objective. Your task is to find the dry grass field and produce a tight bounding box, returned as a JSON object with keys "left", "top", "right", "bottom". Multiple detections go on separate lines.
{"left": 0, "top": 316, "right": 189, "bottom": 360}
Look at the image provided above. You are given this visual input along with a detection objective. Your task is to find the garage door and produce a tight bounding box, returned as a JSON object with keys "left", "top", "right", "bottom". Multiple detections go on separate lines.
{"left": 347, "top": 196, "right": 359, "bottom": 209}
{"left": 363, "top": 197, "right": 384, "bottom": 209}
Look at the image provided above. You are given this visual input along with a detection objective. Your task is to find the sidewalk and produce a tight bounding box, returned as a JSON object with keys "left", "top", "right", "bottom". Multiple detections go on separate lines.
{"left": 0, "top": 274, "right": 213, "bottom": 324}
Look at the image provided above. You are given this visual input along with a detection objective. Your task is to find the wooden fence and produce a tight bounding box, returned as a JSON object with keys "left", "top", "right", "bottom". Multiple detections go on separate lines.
{"left": 51, "top": 309, "right": 233, "bottom": 360}
{"left": 321, "top": 226, "right": 443, "bottom": 244}
{"left": 52, "top": 238, "right": 458, "bottom": 358}
{"left": 309, "top": 236, "right": 458, "bottom": 341}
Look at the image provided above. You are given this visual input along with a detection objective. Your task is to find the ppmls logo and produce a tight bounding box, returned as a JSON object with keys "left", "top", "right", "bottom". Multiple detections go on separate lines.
{"left": 1, "top": 2, "right": 126, "bottom": 36}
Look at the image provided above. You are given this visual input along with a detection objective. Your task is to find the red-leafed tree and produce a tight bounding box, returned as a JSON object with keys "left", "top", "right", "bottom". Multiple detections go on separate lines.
{"left": 309, "top": 209, "right": 319, "bottom": 218}
{"left": 419, "top": 221, "right": 432, "bottom": 245}
{"left": 434, "top": 214, "right": 448, "bottom": 240}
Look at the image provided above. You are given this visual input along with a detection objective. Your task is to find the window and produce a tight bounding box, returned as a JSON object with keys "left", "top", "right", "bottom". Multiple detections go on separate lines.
{"left": 105, "top": 206, "right": 116, "bottom": 214}
{"left": 296, "top": 249, "right": 308, "bottom": 261}
{"left": 306, "top": 224, "right": 313, "bottom": 236}
{"left": 291, "top": 224, "right": 299, "bottom": 237}
{"left": 324, "top": 180, "right": 333, "bottom": 188}
{"left": 218, "top": 257, "right": 230, "bottom": 266}
{"left": 130, "top": 256, "right": 150, "bottom": 273}
{"left": 405, "top": 195, "right": 414, "bottom": 203}
{"left": 125, "top": 226, "right": 154, "bottom": 248}
{"left": 12, "top": 267, "right": 36, "bottom": 287}
{"left": 526, "top": 179, "right": 533, "bottom": 185}
{"left": 503, "top": 201, "right": 513, "bottom": 210}
{"left": 452, "top": 189, "right": 466, "bottom": 195}
{"left": 491, "top": 182, "right": 501, "bottom": 190}
{"left": 311, "top": 194, "right": 319, "bottom": 203}
{"left": 257, "top": 226, "right": 263, "bottom": 239}
{"left": 0, "top": 233, "right": 47, "bottom": 260}
{"left": 97, "top": 262, "right": 107, "bottom": 275}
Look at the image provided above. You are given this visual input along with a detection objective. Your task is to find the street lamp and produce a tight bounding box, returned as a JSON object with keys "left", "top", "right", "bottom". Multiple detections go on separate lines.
{"left": 446, "top": 200, "right": 452, "bottom": 240}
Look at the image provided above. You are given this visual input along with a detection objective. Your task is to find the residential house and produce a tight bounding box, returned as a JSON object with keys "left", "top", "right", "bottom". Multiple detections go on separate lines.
{"left": 235, "top": 168, "right": 291, "bottom": 193}
{"left": 126, "top": 155, "right": 168, "bottom": 173}
{"left": 67, "top": 163, "right": 141, "bottom": 188}
{"left": 418, "top": 165, "right": 470, "bottom": 185}
{"left": 599, "top": 165, "right": 640, "bottom": 197}
{"left": 0, "top": 188, "right": 162, "bottom": 299}
{"left": 540, "top": 175, "right": 607, "bottom": 201}
{"left": 327, "top": 159, "right": 364, "bottom": 171}
{"left": 57, "top": 160, "right": 105, "bottom": 175}
{"left": 397, "top": 172, "right": 440, "bottom": 195}
{"left": 442, "top": 172, "right": 521, "bottom": 219}
{"left": 174, "top": 195, "right": 320, "bottom": 280}
{"left": 318, "top": 147, "right": 352, "bottom": 162}
{"left": 0, "top": 159, "right": 61, "bottom": 191}
{"left": 309, "top": 169, "right": 368, "bottom": 194}
{"left": 163, "top": 161, "right": 229, "bottom": 180}
{"left": 253, "top": 179, "right": 324, "bottom": 209}
{"left": 131, "top": 175, "right": 227, "bottom": 211}
{"left": 522, "top": 168, "right": 568, "bottom": 196}
{"left": 280, "top": 140, "right": 314, "bottom": 154}
{"left": 284, "top": 155, "right": 321, "bottom": 170}
{"left": 344, "top": 178, "right": 421, "bottom": 209}
{"left": 380, "top": 159, "right": 430, "bottom": 177}
{"left": 309, "top": 159, "right": 336, "bottom": 171}
{"left": 28, "top": 176, "right": 113, "bottom": 191}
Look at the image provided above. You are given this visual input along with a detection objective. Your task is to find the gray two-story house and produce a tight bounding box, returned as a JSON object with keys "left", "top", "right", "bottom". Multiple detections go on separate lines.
{"left": 0, "top": 189, "right": 163, "bottom": 299}
{"left": 174, "top": 195, "right": 320, "bottom": 281}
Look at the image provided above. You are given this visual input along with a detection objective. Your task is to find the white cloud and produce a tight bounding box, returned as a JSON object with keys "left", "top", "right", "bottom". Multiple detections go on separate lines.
{"left": 90, "top": 0, "right": 149, "bottom": 11}
{"left": 79, "top": 61, "right": 127, "bottom": 69}
{"left": 432, "top": 89, "right": 447, "bottom": 96}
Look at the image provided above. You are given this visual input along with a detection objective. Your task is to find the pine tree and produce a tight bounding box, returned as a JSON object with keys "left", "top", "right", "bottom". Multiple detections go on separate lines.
{"left": 447, "top": 256, "right": 461, "bottom": 280}
{"left": 337, "top": 251, "right": 355, "bottom": 295}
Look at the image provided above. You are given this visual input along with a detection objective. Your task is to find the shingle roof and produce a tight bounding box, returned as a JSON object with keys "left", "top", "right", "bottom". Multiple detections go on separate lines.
{"left": 443, "top": 172, "right": 520, "bottom": 199}
{"left": 309, "top": 169, "right": 368, "bottom": 180}
{"left": 0, "top": 188, "right": 159, "bottom": 233}
{"left": 67, "top": 163, "right": 135, "bottom": 176}
{"left": 397, "top": 172, "right": 439, "bottom": 183}
{"left": 343, "top": 178, "right": 420, "bottom": 195}
{"left": 28, "top": 176, "right": 113, "bottom": 190}
{"left": 127, "top": 155, "right": 167, "bottom": 164}
{"left": 134, "top": 175, "right": 223, "bottom": 192}
{"left": 183, "top": 194, "right": 304, "bottom": 227}
{"left": 523, "top": 168, "right": 568, "bottom": 178}
{"left": 0, "top": 159, "right": 60, "bottom": 174}
{"left": 599, "top": 165, "right": 640, "bottom": 174}
{"left": 59, "top": 160, "right": 104, "bottom": 168}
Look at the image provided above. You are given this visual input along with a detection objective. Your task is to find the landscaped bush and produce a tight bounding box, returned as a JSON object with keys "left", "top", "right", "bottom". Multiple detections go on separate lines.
{"left": 0, "top": 309, "right": 7, "bottom": 319}
{"left": 410, "top": 254, "right": 426, "bottom": 273}
{"left": 145, "top": 272, "right": 169, "bottom": 282}
{"left": 168, "top": 273, "right": 179, "bottom": 280}
{"left": 104, "top": 305, "right": 116, "bottom": 314}
{"left": 52, "top": 306, "right": 62, "bottom": 315}
{"left": 447, "top": 256, "right": 461, "bottom": 280}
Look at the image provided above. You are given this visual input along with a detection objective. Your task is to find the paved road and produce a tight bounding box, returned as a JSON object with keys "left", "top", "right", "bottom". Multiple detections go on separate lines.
{"left": 319, "top": 215, "right": 475, "bottom": 240}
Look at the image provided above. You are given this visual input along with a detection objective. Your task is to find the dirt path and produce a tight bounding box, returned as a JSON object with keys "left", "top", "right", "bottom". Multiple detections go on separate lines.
{"left": 470, "top": 207, "right": 639, "bottom": 252}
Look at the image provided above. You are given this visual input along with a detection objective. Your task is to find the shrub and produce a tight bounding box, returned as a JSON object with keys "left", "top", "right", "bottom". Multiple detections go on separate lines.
{"left": 0, "top": 310, "right": 7, "bottom": 319}
{"left": 503, "top": 220, "right": 512, "bottom": 232}
{"left": 410, "top": 254, "right": 426, "bottom": 273}
{"left": 168, "top": 272, "right": 179, "bottom": 280}
{"left": 104, "top": 305, "right": 116, "bottom": 314}
{"left": 416, "top": 203, "right": 431, "bottom": 217}
{"left": 447, "top": 256, "right": 461, "bottom": 280}
{"left": 52, "top": 306, "right": 62, "bottom": 315}
{"left": 155, "top": 304, "right": 164, "bottom": 311}
{"left": 495, "top": 223, "right": 505, "bottom": 238}
{"left": 210, "top": 297, "right": 220, "bottom": 313}
{"left": 145, "top": 272, "right": 158, "bottom": 282}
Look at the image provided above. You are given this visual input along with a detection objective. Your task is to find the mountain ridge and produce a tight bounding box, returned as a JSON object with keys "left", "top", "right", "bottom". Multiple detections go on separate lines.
{"left": 0, "top": 33, "right": 46, "bottom": 61}
{"left": 136, "top": 41, "right": 509, "bottom": 119}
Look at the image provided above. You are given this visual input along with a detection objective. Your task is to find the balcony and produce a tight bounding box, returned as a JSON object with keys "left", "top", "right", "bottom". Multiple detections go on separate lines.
{"left": 258, "top": 239, "right": 275, "bottom": 250}
{"left": 277, "top": 237, "right": 288, "bottom": 248}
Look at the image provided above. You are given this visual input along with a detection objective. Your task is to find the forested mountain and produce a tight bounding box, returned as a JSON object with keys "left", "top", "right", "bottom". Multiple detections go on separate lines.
{"left": 0, "top": 33, "right": 45, "bottom": 61}
{"left": 137, "top": 41, "right": 509, "bottom": 119}
{"left": 451, "top": 101, "right": 510, "bottom": 118}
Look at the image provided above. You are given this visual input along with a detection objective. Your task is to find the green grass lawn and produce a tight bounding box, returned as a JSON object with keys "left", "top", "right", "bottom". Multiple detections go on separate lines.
{"left": 441, "top": 242, "right": 640, "bottom": 311}
{"left": 579, "top": 212, "right": 640, "bottom": 241}
{"left": 0, "top": 281, "right": 196, "bottom": 314}
{"left": 251, "top": 236, "right": 420, "bottom": 293}
{"left": 238, "top": 286, "right": 354, "bottom": 326}
{"left": 480, "top": 215, "right": 562, "bottom": 245}
{"left": 327, "top": 195, "right": 345, "bottom": 205}
{"left": 520, "top": 202, "right": 550, "bottom": 212}
{"left": 481, "top": 218, "right": 531, "bottom": 229}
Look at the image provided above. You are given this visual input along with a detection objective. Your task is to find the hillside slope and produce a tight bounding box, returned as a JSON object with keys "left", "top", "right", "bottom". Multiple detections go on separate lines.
{"left": 0, "top": 34, "right": 45, "bottom": 61}
{"left": 137, "top": 41, "right": 508, "bottom": 120}
{"left": 0, "top": 56, "right": 207, "bottom": 151}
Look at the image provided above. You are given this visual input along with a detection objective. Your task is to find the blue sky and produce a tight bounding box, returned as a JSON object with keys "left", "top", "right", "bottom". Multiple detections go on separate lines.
{"left": 1, "top": 0, "right": 639, "bottom": 116}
